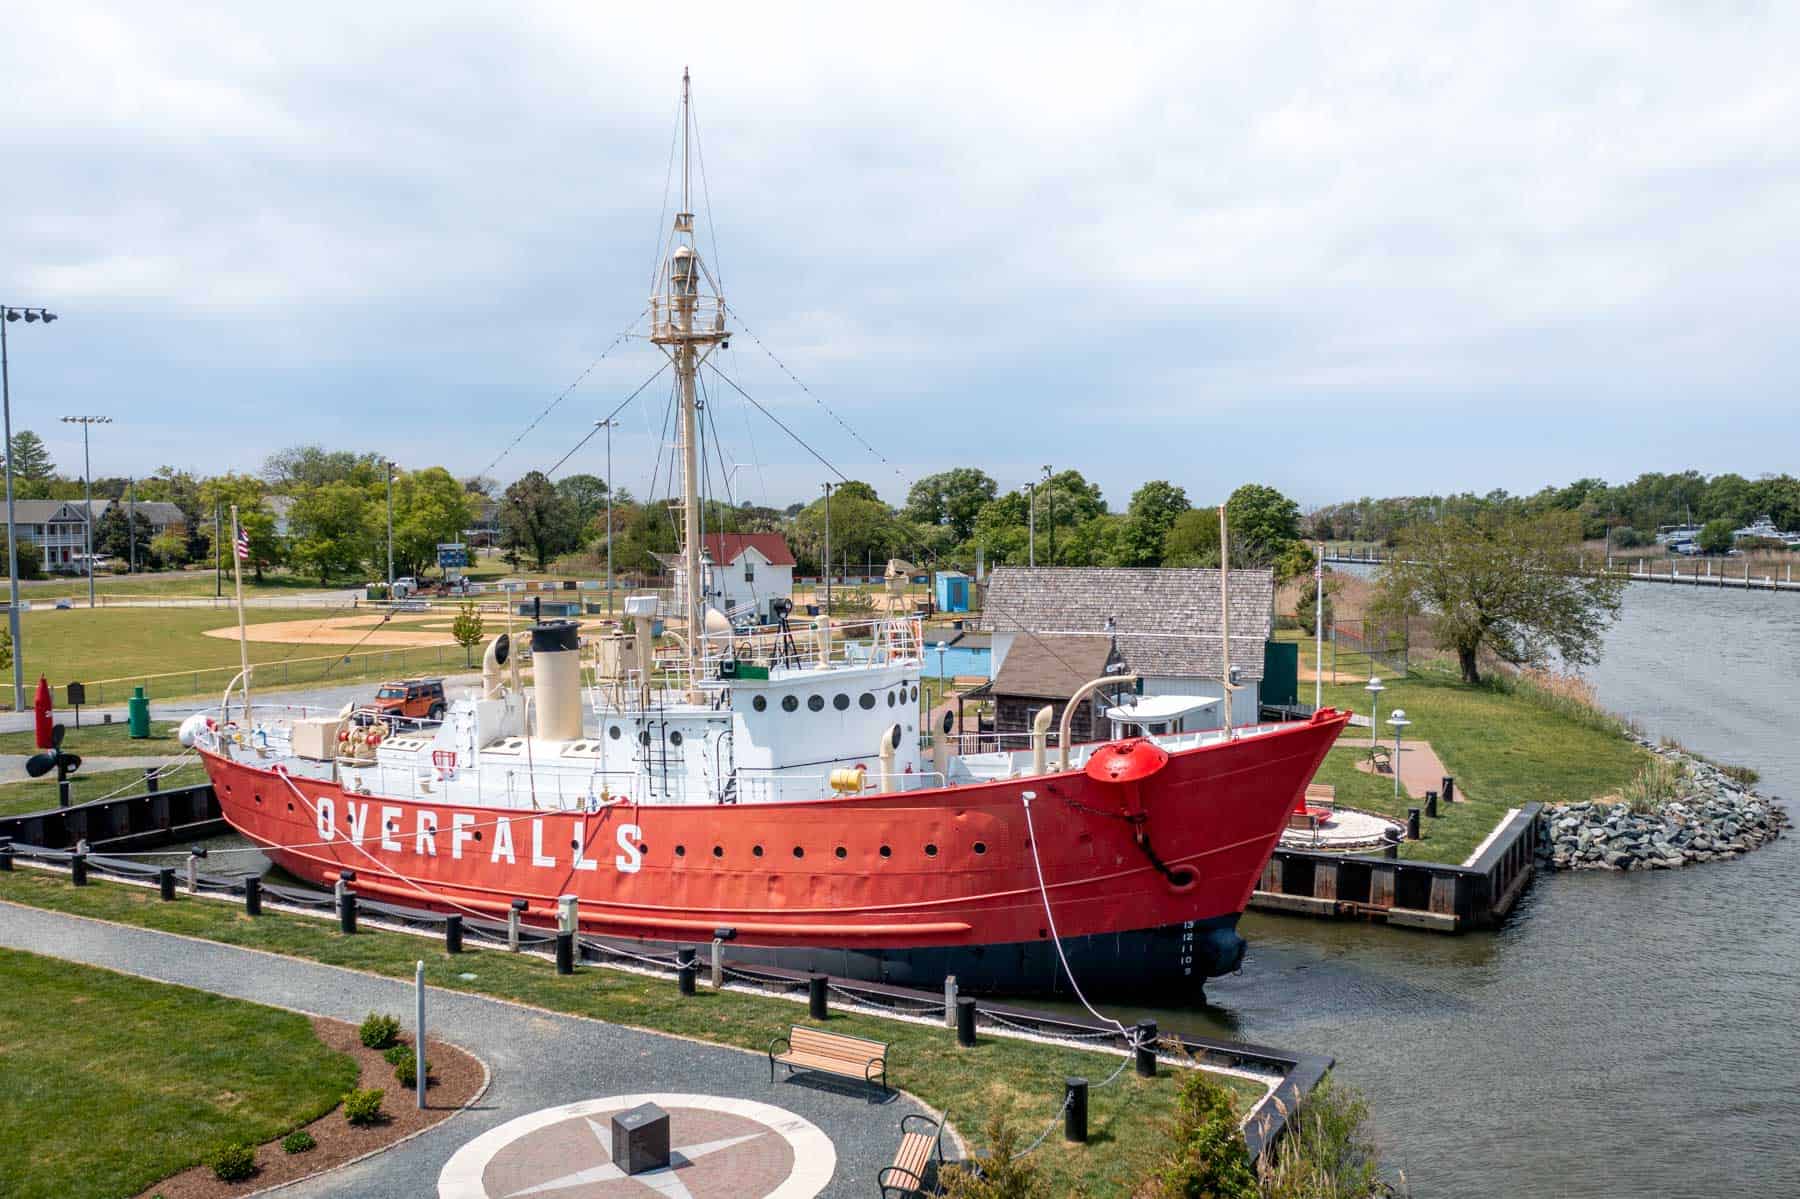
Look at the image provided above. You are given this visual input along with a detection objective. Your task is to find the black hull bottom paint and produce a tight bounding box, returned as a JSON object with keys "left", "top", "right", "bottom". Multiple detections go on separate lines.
{"left": 618, "top": 915, "right": 1247, "bottom": 999}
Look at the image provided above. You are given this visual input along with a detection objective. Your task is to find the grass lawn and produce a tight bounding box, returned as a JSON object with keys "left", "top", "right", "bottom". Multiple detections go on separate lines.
{"left": 0, "top": 719, "right": 181, "bottom": 757}
{"left": 0, "top": 945, "right": 358, "bottom": 1199}
{"left": 0, "top": 762, "right": 211, "bottom": 818}
{"left": 1309, "top": 664, "right": 1649, "bottom": 864}
{"left": 20, "top": 570, "right": 352, "bottom": 599}
{"left": 0, "top": 870, "right": 1264, "bottom": 1197}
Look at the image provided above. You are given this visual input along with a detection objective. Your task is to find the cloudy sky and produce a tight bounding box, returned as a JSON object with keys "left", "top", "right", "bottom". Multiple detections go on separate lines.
{"left": 5, "top": 3, "right": 1797, "bottom": 511}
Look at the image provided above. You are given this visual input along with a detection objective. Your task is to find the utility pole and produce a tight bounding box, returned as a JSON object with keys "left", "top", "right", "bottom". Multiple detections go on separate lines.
{"left": 1042, "top": 465, "right": 1054, "bottom": 565}
{"left": 385, "top": 460, "right": 395, "bottom": 589}
{"left": 2, "top": 304, "right": 58, "bottom": 712}
{"left": 822, "top": 481, "right": 833, "bottom": 617}
{"left": 1027, "top": 482, "right": 1036, "bottom": 568}
{"left": 597, "top": 419, "right": 616, "bottom": 614}
{"left": 60, "top": 415, "right": 108, "bottom": 608}
{"left": 214, "top": 502, "right": 222, "bottom": 598}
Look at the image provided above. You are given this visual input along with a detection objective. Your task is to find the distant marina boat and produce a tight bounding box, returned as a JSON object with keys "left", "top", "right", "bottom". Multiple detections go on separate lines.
{"left": 185, "top": 71, "right": 1347, "bottom": 998}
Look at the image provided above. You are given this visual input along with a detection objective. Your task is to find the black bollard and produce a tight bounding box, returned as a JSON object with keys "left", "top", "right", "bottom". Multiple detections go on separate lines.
{"left": 678, "top": 947, "right": 697, "bottom": 996}
{"left": 1442, "top": 776, "right": 1455, "bottom": 805}
{"left": 555, "top": 931, "right": 575, "bottom": 975}
{"left": 158, "top": 867, "right": 176, "bottom": 900}
{"left": 59, "top": 778, "right": 71, "bottom": 808}
{"left": 955, "top": 996, "right": 977, "bottom": 1047}
{"left": 1064, "top": 1077, "right": 1089, "bottom": 1143}
{"left": 70, "top": 852, "right": 88, "bottom": 886}
{"left": 807, "top": 973, "right": 828, "bottom": 1020}
{"left": 244, "top": 875, "right": 261, "bottom": 916}
{"left": 339, "top": 891, "right": 358, "bottom": 934}
{"left": 144, "top": 766, "right": 160, "bottom": 795}
{"left": 445, "top": 914, "right": 463, "bottom": 954}
{"left": 1425, "top": 790, "right": 1439, "bottom": 818}
{"left": 0, "top": 844, "right": 11, "bottom": 873}
{"left": 1135, "top": 1020, "right": 1158, "bottom": 1078}
{"left": 1382, "top": 833, "right": 1399, "bottom": 859}
{"left": 1407, "top": 808, "right": 1422, "bottom": 840}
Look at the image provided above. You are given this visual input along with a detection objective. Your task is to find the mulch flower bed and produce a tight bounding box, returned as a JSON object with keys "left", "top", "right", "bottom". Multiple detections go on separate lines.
{"left": 134, "top": 1016, "right": 484, "bottom": 1198}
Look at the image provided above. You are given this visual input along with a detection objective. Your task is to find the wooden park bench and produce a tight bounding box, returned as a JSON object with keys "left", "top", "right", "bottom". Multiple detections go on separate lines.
{"left": 768, "top": 1024, "right": 889, "bottom": 1093}
{"left": 1288, "top": 783, "right": 1337, "bottom": 830}
{"left": 879, "top": 1110, "right": 948, "bottom": 1197}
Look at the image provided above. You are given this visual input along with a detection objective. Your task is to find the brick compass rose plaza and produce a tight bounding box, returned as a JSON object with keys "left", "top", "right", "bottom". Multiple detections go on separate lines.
{"left": 437, "top": 1094, "right": 837, "bottom": 1199}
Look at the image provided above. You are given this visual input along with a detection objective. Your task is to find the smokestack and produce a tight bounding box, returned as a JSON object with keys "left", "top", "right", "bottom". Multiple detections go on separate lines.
{"left": 531, "top": 620, "right": 583, "bottom": 742}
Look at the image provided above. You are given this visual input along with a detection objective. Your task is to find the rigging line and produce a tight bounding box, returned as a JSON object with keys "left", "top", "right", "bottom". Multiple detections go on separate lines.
{"left": 687, "top": 85, "right": 723, "bottom": 293}
{"left": 480, "top": 307, "right": 648, "bottom": 478}
{"left": 722, "top": 302, "right": 907, "bottom": 489}
{"left": 700, "top": 375, "right": 739, "bottom": 510}
{"left": 703, "top": 363, "right": 849, "bottom": 483}
{"left": 543, "top": 361, "right": 671, "bottom": 479}
{"left": 647, "top": 91, "right": 683, "bottom": 298}
{"left": 318, "top": 607, "right": 405, "bottom": 678}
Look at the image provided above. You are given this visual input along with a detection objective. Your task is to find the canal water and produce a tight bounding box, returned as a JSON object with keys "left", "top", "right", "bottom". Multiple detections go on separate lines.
{"left": 1117, "top": 580, "right": 1800, "bottom": 1196}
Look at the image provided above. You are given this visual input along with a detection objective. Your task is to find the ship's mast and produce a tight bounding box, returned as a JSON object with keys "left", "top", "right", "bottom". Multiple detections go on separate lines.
{"left": 650, "top": 68, "right": 729, "bottom": 694}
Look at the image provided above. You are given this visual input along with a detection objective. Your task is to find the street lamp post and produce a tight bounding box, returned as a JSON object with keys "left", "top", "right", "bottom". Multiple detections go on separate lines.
{"left": 60, "top": 415, "right": 109, "bottom": 608}
{"left": 1041, "top": 464, "right": 1054, "bottom": 565}
{"left": 821, "top": 482, "right": 833, "bottom": 618}
{"left": 4, "top": 305, "right": 59, "bottom": 711}
{"left": 1026, "top": 481, "right": 1036, "bottom": 567}
{"left": 1387, "top": 709, "right": 1411, "bottom": 799}
{"left": 1364, "top": 676, "right": 1385, "bottom": 750}
{"left": 596, "top": 419, "right": 617, "bottom": 614}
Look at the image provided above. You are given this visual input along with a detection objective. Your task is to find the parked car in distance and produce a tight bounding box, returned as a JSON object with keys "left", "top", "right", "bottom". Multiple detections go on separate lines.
{"left": 370, "top": 678, "right": 446, "bottom": 723}
{"left": 393, "top": 576, "right": 419, "bottom": 598}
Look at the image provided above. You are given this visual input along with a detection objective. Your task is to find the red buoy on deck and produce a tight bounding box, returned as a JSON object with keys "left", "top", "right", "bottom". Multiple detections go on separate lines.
{"left": 1084, "top": 738, "right": 1170, "bottom": 783}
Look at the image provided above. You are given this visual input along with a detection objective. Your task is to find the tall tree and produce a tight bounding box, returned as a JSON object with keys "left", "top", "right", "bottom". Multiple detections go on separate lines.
{"left": 199, "top": 474, "right": 281, "bottom": 582}
{"left": 500, "top": 471, "right": 581, "bottom": 570}
{"left": 389, "top": 467, "right": 476, "bottom": 578}
{"left": 93, "top": 504, "right": 155, "bottom": 568}
{"left": 903, "top": 468, "right": 997, "bottom": 543}
{"left": 555, "top": 474, "right": 610, "bottom": 531}
{"left": 1373, "top": 510, "right": 1625, "bottom": 684}
{"left": 288, "top": 482, "right": 375, "bottom": 584}
{"left": 1119, "top": 480, "right": 1190, "bottom": 566}
{"left": 7, "top": 430, "right": 56, "bottom": 499}
{"left": 264, "top": 445, "right": 384, "bottom": 491}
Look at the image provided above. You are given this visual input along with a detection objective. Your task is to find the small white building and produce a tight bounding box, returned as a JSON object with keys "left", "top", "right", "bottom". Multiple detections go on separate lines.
{"left": 668, "top": 533, "right": 797, "bottom": 625}
{"left": 977, "top": 566, "right": 1275, "bottom": 732}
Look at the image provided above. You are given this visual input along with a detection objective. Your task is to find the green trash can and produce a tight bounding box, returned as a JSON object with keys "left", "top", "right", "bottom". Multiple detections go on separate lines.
{"left": 128, "top": 686, "right": 151, "bottom": 739}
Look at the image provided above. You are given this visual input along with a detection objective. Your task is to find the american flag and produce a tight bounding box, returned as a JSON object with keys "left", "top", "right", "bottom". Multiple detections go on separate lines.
{"left": 235, "top": 527, "right": 250, "bottom": 561}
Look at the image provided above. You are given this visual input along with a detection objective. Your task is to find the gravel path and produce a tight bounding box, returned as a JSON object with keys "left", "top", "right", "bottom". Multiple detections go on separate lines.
{"left": 0, "top": 903, "right": 933, "bottom": 1198}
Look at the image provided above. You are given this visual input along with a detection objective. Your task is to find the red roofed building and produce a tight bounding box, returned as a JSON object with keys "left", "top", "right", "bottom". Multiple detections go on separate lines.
{"left": 668, "top": 532, "right": 797, "bottom": 623}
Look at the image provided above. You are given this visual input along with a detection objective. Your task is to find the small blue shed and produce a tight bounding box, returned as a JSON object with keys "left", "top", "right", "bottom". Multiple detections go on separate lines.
{"left": 934, "top": 570, "right": 972, "bottom": 613}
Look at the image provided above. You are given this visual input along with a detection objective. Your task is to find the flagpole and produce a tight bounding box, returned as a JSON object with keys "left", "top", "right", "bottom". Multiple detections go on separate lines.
{"left": 232, "top": 504, "right": 251, "bottom": 726}
{"left": 1314, "top": 543, "right": 1324, "bottom": 712}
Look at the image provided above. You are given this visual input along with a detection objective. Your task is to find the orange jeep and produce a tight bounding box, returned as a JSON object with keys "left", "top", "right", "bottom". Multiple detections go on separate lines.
{"left": 371, "top": 678, "right": 447, "bottom": 723}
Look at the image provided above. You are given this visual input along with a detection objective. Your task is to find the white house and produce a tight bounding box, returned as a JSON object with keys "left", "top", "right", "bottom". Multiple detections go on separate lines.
{"left": 667, "top": 533, "right": 797, "bottom": 624}
{"left": 11, "top": 499, "right": 187, "bottom": 572}
{"left": 976, "top": 566, "right": 1275, "bottom": 732}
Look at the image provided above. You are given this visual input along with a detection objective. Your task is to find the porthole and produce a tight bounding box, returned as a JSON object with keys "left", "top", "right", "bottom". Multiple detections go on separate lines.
{"left": 925, "top": 843, "right": 939, "bottom": 857}
{"left": 676, "top": 845, "right": 687, "bottom": 857}
{"left": 835, "top": 846, "right": 848, "bottom": 859}
{"left": 753, "top": 845, "right": 764, "bottom": 857}
{"left": 473, "top": 830, "right": 483, "bottom": 842}
{"left": 973, "top": 841, "right": 988, "bottom": 855}
{"left": 753, "top": 695, "right": 768, "bottom": 712}
{"left": 570, "top": 838, "right": 580, "bottom": 850}
{"left": 286, "top": 802, "right": 294, "bottom": 812}
{"left": 783, "top": 695, "right": 799, "bottom": 713}
{"left": 910, "top": 685, "right": 919, "bottom": 701}
{"left": 859, "top": 693, "right": 875, "bottom": 710}
{"left": 609, "top": 725, "right": 622, "bottom": 740}
{"left": 879, "top": 845, "right": 892, "bottom": 858}
{"left": 670, "top": 730, "right": 684, "bottom": 746}
{"left": 712, "top": 845, "right": 724, "bottom": 858}
{"left": 808, "top": 695, "right": 824, "bottom": 712}
{"left": 887, "top": 691, "right": 896, "bottom": 707}
{"left": 833, "top": 694, "right": 850, "bottom": 711}
{"left": 793, "top": 846, "right": 805, "bottom": 859}
{"left": 254, "top": 794, "right": 262, "bottom": 804}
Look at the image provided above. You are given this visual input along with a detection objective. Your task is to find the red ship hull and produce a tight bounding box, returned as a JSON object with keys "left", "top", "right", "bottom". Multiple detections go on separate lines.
{"left": 201, "top": 709, "right": 1347, "bottom": 995}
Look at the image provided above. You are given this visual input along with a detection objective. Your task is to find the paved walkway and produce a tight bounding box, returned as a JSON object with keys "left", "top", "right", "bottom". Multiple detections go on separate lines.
{"left": 1335, "top": 737, "right": 1454, "bottom": 801}
{"left": 0, "top": 903, "right": 935, "bottom": 1198}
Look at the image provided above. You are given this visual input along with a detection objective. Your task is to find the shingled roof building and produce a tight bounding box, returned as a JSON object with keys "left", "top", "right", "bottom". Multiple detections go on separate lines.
{"left": 976, "top": 566, "right": 1275, "bottom": 733}
{"left": 666, "top": 532, "right": 797, "bottom": 624}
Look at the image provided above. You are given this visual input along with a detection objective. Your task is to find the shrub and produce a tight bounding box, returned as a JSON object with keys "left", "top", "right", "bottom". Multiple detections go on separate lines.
{"left": 392, "top": 1045, "right": 432, "bottom": 1088}
{"left": 281, "top": 1129, "right": 317, "bottom": 1154}
{"left": 1149, "top": 1071, "right": 1255, "bottom": 1199}
{"left": 1622, "top": 757, "right": 1688, "bottom": 814}
{"left": 342, "top": 1086, "right": 386, "bottom": 1126}
{"left": 359, "top": 1012, "right": 401, "bottom": 1049}
{"left": 208, "top": 1142, "right": 257, "bottom": 1182}
{"left": 382, "top": 1042, "right": 413, "bottom": 1067}
{"left": 1259, "top": 1080, "right": 1388, "bottom": 1199}
{"left": 938, "top": 1114, "right": 1052, "bottom": 1199}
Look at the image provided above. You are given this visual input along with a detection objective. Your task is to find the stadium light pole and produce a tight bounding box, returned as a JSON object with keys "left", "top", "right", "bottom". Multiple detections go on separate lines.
{"left": 60, "top": 415, "right": 109, "bottom": 608}
{"left": 3, "top": 305, "right": 60, "bottom": 710}
{"left": 385, "top": 460, "right": 395, "bottom": 590}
